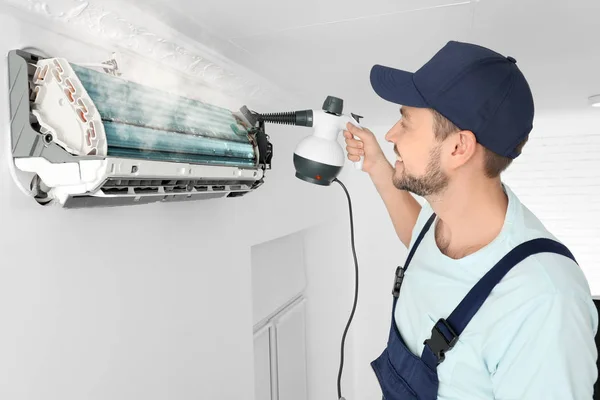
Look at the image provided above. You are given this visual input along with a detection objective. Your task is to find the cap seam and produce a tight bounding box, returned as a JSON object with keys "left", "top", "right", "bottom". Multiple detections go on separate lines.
{"left": 411, "top": 74, "right": 431, "bottom": 107}
{"left": 504, "top": 123, "right": 532, "bottom": 158}
{"left": 435, "top": 56, "right": 506, "bottom": 97}
{"left": 428, "top": 57, "right": 508, "bottom": 133}
{"left": 478, "top": 69, "right": 517, "bottom": 156}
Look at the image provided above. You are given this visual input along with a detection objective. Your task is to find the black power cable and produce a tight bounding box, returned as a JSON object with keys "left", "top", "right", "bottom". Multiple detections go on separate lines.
{"left": 333, "top": 178, "right": 359, "bottom": 400}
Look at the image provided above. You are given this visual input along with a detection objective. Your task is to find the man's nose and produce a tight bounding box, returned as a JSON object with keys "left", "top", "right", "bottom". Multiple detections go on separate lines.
{"left": 385, "top": 129, "right": 396, "bottom": 143}
{"left": 385, "top": 121, "right": 402, "bottom": 143}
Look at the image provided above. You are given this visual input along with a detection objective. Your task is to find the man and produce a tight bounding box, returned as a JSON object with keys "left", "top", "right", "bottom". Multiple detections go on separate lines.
{"left": 344, "top": 41, "right": 598, "bottom": 399}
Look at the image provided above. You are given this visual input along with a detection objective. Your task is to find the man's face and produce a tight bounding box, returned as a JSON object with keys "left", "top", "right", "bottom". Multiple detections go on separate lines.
{"left": 385, "top": 106, "right": 449, "bottom": 197}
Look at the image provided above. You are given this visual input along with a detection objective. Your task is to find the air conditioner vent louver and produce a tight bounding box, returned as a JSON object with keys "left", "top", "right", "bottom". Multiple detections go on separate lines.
{"left": 100, "top": 178, "right": 252, "bottom": 196}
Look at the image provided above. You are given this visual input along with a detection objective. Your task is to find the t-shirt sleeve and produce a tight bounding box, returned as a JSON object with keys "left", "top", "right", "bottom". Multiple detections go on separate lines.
{"left": 486, "top": 292, "right": 598, "bottom": 400}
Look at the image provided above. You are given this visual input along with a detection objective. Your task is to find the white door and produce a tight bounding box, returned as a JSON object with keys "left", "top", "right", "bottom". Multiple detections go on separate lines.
{"left": 254, "top": 326, "right": 273, "bottom": 400}
{"left": 274, "top": 300, "right": 308, "bottom": 400}
{"left": 252, "top": 232, "right": 308, "bottom": 400}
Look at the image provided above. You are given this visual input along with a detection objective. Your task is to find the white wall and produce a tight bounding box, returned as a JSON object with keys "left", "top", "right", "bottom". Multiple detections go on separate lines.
{"left": 0, "top": 9, "right": 347, "bottom": 400}
{"left": 302, "top": 217, "right": 356, "bottom": 400}
{"left": 503, "top": 110, "right": 600, "bottom": 293}
{"left": 342, "top": 109, "right": 600, "bottom": 398}
{"left": 249, "top": 220, "right": 357, "bottom": 400}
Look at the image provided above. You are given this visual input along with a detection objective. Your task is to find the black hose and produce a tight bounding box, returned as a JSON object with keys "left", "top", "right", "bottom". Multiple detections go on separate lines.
{"left": 333, "top": 177, "right": 359, "bottom": 400}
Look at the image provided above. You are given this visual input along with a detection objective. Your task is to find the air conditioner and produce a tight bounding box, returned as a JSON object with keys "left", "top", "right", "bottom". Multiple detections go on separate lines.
{"left": 6, "top": 49, "right": 272, "bottom": 208}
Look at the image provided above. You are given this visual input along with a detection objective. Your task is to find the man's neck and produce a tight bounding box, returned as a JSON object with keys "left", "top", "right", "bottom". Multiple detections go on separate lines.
{"left": 426, "top": 177, "right": 508, "bottom": 260}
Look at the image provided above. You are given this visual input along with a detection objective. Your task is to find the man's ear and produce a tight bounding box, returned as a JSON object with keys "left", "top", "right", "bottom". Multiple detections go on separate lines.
{"left": 448, "top": 130, "right": 478, "bottom": 167}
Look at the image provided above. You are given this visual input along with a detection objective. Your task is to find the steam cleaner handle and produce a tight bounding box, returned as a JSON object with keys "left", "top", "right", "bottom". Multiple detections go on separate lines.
{"left": 344, "top": 116, "right": 364, "bottom": 170}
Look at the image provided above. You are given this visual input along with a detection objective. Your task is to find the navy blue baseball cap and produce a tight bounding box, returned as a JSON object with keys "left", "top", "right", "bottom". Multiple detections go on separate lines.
{"left": 370, "top": 41, "right": 534, "bottom": 158}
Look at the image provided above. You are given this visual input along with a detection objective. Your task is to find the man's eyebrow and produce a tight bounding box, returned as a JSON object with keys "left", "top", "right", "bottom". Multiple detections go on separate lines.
{"left": 400, "top": 107, "right": 410, "bottom": 121}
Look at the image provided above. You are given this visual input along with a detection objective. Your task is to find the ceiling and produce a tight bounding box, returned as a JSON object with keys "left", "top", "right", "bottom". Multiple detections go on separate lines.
{"left": 127, "top": 0, "right": 600, "bottom": 126}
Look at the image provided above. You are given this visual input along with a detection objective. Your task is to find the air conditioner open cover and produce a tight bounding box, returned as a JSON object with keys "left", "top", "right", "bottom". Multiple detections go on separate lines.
{"left": 7, "top": 49, "right": 272, "bottom": 208}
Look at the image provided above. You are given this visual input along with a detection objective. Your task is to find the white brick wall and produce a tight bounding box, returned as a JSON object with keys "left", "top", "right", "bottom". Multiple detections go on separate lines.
{"left": 503, "top": 110, "right": 600, "bottom": 294}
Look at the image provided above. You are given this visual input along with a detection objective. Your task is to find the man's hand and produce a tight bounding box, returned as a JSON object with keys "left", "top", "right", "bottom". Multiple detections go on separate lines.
{"left": 343, "top": 123, "right": 390, "bottom": 175}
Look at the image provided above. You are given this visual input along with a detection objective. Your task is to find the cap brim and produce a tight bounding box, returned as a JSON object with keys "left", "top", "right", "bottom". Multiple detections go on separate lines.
{"left": 370, "top": 64, "right": 428, "bottom": 108}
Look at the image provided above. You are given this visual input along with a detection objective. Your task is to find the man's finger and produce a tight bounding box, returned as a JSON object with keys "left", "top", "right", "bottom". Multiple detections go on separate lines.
{"left": 346, "top": 122, "right": 366, "bottom": 137}
{"left": 346, "top": 123, "right": 373, "bottom": 142}
{"left": 346, "top": 146, "right": 364, "bottom": 156}
{"left": 345, "top": 137, "right": 363, "bottom": 148}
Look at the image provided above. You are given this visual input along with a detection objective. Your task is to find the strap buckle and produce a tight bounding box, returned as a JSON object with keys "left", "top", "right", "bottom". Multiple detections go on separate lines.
{"left": 423, "top": 319, "right": 458, "bottom": 364}
{"left": 392, "top": 266, "right": 404, "bottom": 298}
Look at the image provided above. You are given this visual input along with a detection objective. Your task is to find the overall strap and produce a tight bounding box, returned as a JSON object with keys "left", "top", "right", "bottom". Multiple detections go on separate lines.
{"left": 422, "top": 238, "right": 577, "bottom": 370}
{"left": 392, "top": 213, "right": 436, "bottom": 299}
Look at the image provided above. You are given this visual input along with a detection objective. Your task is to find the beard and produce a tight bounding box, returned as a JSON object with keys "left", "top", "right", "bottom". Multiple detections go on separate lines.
{"left": 392, "top": 145, "right": 449, "bottom": 197}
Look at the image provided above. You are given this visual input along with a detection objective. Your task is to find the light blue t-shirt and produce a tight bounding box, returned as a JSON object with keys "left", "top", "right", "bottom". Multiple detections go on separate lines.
{"left": 394, "top": 184, "right": 598, "bottom": 400}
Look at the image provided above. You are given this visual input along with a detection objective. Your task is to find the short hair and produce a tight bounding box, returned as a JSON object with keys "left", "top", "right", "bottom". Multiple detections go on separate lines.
{"left": 431, "top": 109, "right": 528, "bottom": 178}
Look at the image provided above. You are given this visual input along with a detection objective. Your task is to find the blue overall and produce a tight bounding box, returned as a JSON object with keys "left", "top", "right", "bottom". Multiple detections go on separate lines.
{"left": 371, "top": 214, "right": 577, "bottom": 400}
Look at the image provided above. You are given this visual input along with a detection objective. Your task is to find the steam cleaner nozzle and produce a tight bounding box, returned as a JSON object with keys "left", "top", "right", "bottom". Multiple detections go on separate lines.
{"left": 258, "top": 110, "right": 314, "bottom": 127}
